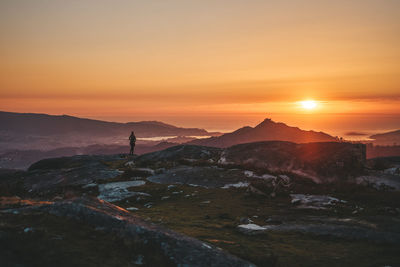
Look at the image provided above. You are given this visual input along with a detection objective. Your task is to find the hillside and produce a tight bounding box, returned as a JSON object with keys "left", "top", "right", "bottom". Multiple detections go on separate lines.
{"left": 1, "top": 141, "right": 399, "bottom": 266}
{"left": 0, "top": 111, "right": 215, "bottom": 137}
{"left": 189, "top": 118, "right": 337, "bottom": 148}
{"left": 0, "top": 111, "right": 219, "bottom": 150}
{"left": 370, "top": 130, "right": 400, "bottom": 145}
{"left": 0, "top": 142, "right": 178, "bottom": 169}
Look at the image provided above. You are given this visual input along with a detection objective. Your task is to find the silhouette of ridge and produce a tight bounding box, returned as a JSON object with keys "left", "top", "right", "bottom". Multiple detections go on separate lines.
{"left": 188, "top": 117, "right": 337, "bottom": 148}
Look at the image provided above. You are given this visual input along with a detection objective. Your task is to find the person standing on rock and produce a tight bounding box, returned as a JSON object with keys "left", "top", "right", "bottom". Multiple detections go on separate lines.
{"left": 129, "top": 131, "right": 136, "bottom": 155}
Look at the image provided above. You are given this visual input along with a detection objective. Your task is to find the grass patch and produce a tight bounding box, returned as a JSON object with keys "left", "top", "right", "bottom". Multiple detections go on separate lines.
{"left": 116, "top": 182, "right": 400, "bottom": 266}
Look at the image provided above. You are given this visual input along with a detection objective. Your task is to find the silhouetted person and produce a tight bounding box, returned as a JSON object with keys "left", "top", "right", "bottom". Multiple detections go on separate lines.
{"left": 129, "top": 131, "right": 136, "bottom": 155}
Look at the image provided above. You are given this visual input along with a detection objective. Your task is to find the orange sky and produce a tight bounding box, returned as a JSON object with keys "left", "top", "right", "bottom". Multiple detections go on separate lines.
{"left": 0, "top": 0, "right": 399, "bottom": 135}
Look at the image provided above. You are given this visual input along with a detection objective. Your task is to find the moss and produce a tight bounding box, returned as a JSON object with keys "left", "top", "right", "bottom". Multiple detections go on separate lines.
{"left": 116, "top": 181, "right": 400, "bottom": 267}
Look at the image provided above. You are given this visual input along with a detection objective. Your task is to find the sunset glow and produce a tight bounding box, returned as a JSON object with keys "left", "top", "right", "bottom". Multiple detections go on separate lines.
{"left": 0, "top": 0, "right": 399, "bottom": 135}
{"left": 300, "top": 100, "right": 318, "bottom": 110}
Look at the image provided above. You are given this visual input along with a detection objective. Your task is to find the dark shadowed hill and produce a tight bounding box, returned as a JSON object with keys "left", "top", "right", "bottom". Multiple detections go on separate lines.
{"left": 370, "top": 130, "right": 400, "bottom": 145}
{"left": 0, "top": 142, "right": 179, "bottom": 170}
{"left": 0, "top": 111, "right": 217, "bottom": 137}
{"left": 188, "top": 118, "right": 337, "bottom": 148}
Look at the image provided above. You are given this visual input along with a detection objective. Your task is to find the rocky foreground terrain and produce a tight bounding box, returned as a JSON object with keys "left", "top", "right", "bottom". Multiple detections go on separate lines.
{"left": 1, "top": 141, "right": 400, "bottom": 266}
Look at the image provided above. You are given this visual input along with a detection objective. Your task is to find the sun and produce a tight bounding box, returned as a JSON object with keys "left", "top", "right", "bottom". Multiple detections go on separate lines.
{"left": 300, "top": 100, "right": 317, "bottom": 110}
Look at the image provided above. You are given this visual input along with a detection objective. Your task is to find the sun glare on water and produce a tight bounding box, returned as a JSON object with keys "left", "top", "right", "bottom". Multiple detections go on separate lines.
{"left": 300, "top": 100, "right": 317, "bottom": 110}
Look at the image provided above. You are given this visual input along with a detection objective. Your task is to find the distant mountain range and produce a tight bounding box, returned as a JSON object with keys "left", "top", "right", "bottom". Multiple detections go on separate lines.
{"left": 0, "top": 111, "right": 220, "bottom": 151}
{"left": 188, "top": 118, "right": 338, "bottom": 147}
{"left": 1, "top": 111, "right": 399, "bottom": 169}
{"left": 0, "top": 111, "right": 218, "bottom": 137}
{"left": 370, "top": 130, "right": 400, "bottom": 146}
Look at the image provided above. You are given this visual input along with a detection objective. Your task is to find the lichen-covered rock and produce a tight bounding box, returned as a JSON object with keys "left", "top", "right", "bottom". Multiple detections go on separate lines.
{"left": 98, "top": 181, "right": 149, "bottom": 202}
{"left": 290, "top": 194, "right": 345, "bottom": 209}
{"left": 247, "top": 175, "right": 292, "bottom": 197}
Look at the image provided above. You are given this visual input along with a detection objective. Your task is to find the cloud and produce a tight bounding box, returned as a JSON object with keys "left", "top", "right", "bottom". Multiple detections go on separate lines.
{"left": 345, "top": 131, "right": 368, "bottom": 136}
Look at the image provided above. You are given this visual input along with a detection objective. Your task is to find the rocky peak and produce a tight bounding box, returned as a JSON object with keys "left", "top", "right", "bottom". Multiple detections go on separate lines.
{"left": 255, "top": 118, "right": 274, "bottom": 128}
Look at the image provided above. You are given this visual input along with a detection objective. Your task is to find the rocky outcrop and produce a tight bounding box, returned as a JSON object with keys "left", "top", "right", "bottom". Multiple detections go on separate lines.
{"left": 0, "top": 141, "right": 369, "bottom": 201}
{"left": 223, "top": 141, "right": 366, "bottom": 182}
{"left": 97, "top": 180, "right": 149, "bottom": 202}
{"left": 0, "top": 155, "right": 124, "bottom": 195}
{"left": 135, "top": 145, "right": 222, "bottom": 167}
{"left": 15, "top": 197, "right": 255, "bottom": 267}
{"left": 140, "top": 141, "right": 366, "bottom": 183}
